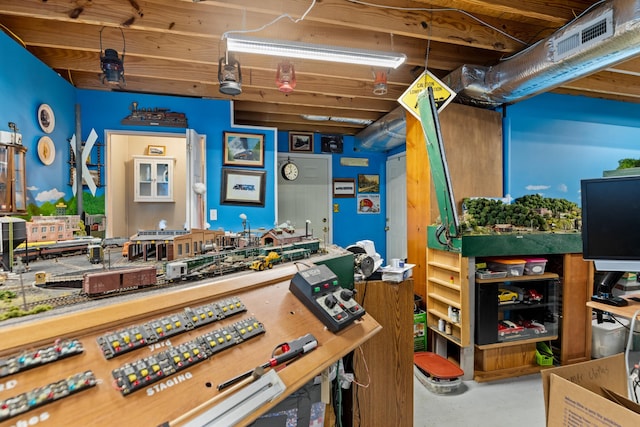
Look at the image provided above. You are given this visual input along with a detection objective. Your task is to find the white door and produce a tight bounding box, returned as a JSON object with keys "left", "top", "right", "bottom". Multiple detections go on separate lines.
{"left": 277, "top": 154, "right": 332, "bottom": 245}
{"left": 386, "top": 152, "right": 407, "bottom": 261}
{"left": 186, "top": 129, "right": 206, "bottom": 229}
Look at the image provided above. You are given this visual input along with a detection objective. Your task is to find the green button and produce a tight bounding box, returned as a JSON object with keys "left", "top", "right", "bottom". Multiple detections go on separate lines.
{"left": 313, "top": 286, "right": 321, "bottom": 293}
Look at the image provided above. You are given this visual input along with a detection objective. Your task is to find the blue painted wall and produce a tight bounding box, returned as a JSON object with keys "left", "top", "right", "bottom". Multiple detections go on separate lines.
{"left": 276, "top": 132, "right": 388, "bottom": 255}
{"left": 0, "top": 33, "right": 76, "bottom": 210}
{"left": 76, "top": 89, "right": 278, "bottom": 233}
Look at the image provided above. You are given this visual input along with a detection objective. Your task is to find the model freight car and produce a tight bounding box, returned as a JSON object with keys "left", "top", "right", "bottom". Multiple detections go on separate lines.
{"left": 83, "top": 266, "right": 157, "bottom": 296}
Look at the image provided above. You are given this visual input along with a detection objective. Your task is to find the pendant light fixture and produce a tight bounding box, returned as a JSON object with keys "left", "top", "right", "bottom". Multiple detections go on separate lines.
{"left": 372, "top": 69, "right": 388, "bottom": 95}
{"left": 99, "top": 27, "right": 126, "bottom": 85}
{"left": 276, "top": 61, "right": 296, "bottom": 93}
{"left": 218, "top": 52, "right": 242, "bottom": 96}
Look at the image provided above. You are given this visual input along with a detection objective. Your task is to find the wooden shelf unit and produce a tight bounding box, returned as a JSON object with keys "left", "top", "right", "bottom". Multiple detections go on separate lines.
{"left": 426, "top": 247, "right": 470, "bottom": 348}
{"left": 425, "top": 236, "right": 592, "bottom": 382}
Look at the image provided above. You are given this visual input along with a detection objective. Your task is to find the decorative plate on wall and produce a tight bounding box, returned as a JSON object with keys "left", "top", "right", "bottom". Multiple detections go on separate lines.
{"left": 37, "top": 103, "right": 55, "bottom": 134}
{"left": 37, "top": 136, "right": 55, "bottom": 165}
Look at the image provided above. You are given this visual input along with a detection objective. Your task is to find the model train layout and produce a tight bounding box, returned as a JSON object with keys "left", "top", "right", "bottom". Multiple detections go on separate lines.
{"left": 31, "top": 238, "right": 322, "bottom": 298}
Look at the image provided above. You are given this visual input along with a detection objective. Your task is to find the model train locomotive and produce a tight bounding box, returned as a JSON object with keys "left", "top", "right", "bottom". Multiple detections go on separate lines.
{"left": 13, "top": 237, "right": 103, "bottom": 262}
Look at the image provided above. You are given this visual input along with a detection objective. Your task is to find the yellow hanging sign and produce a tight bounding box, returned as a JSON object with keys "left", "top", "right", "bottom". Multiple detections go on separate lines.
{"left": 398, "top": 70, "right": 456, "bottom": 121}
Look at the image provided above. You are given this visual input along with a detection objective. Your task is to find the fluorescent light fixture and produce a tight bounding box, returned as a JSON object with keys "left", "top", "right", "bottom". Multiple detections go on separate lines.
{"left": 225, "top": 34, "right": 406, "bottom": 69}
{"left": 301, "top": 115, "right": 374, "bottom": 125}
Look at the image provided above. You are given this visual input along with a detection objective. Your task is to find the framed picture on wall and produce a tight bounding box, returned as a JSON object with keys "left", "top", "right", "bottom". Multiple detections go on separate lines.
{"left": 333, "top": 178, "right": 356, "bottom": 198}
{"left": 289, "top": 132, "right": 314, "bottom": 152}
{"left": 223, "top": 131, "right": 265, "bottom": 167}
{"left": 221, "top": 168, "right": 266, "bottom": 206}
{"left": 320, "top": 135, "right": 343, "bottom": 153}
{"left": 146, "top": 145, "right": 166, "bottom": 156}
{"left": 357, "top": 174, "right": 380, "bottom": 193}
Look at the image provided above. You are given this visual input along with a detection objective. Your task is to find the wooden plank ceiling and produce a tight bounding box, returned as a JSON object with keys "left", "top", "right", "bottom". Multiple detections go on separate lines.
{"left": 1, "top": 0, "right": 638, "bottom": 137}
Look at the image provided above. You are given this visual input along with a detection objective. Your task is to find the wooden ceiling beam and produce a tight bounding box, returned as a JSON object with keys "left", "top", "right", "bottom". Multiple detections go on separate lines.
{"left": 0, "top": 0, "right": 543, "bottom": 52}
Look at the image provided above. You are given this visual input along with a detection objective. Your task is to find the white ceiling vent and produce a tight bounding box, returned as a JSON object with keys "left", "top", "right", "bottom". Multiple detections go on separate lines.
{"left": 552, "top": 9, "right": 613, "bottom": 61}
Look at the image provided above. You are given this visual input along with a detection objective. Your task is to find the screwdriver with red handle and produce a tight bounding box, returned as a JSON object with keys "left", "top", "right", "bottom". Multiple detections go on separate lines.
{"left": 217, "top": 333, "right": 318, "bottom": 391}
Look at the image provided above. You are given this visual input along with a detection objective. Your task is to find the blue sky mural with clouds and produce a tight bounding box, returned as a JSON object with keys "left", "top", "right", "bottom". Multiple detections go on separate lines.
{"left": 507, "top": 93, "right": 640, "bottom": 206}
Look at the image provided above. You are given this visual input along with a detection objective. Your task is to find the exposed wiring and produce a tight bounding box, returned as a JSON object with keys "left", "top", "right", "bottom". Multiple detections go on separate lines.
{"left": 0, "top": 22, "right": 26, "bottom": 47}
{"left": 348, "top": 0, "right": 608, "bottom": 63}
{"left": 221, "top": 0, "right": 316, "bottom": 40}
{"left": 352, "top": 346, "right": 370, "bottom": 388}
{"left": 67, "top": 69, "right": 75, "bottom": 86}
{"left": 624, "top": 309, "right": 640, "bottom": 402}
{"left": 347, "top": 0, "right": 528, "bottom": 46}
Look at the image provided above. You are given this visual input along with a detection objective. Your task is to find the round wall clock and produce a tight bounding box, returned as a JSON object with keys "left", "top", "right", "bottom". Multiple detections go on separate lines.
{"left": 37, "top": 104, "right": 55, "bottom": 134}
{"left": 281, "top": 161, "right": 299, "bottom": 181}
{"left": 37, "top": 136, "right": 56, "bottom": 165}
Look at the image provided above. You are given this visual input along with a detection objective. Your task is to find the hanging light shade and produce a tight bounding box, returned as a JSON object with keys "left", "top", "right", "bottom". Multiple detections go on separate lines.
{"left": 372, "top": 69, "right": 388, "bottom": 95}
{"left": 276, "top": 61, "right": 296, "bottom": 93}
{"left": 218, "top": 54, "right": 242, "bottom": 96}
{"left": 99, "top": 27, "right": 125, "bottom": 85}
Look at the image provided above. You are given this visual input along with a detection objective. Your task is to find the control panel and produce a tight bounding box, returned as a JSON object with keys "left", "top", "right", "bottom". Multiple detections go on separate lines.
{"left": 289, "top": 264, "right": 365, "bottom": 332}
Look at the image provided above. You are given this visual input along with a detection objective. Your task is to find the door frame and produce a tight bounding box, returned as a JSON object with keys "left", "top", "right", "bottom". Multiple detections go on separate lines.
{"left": 105, "top": 130, "right": 196, "bottom": 238}
{"left": 276, "top": 152, "right": 333, "bottom": 245}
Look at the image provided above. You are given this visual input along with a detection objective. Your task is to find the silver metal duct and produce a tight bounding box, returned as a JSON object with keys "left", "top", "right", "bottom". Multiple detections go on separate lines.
{"left": 356, "top": 0, "right": 640, "bottom": 151}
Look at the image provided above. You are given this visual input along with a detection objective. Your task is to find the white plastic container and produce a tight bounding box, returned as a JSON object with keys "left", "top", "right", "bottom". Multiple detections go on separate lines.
{"left": 523, "top": 257, "right": 548, "bottom": 275}
{"left": 591, "top": 318, "right": 629, "bottom": 358}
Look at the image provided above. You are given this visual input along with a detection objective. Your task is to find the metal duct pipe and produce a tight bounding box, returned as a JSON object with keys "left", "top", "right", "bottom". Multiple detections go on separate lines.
{"left": 356, "top": 0, "right": 640, "bottom": 150}
{"left": 354, "top": 106, "right": 406, "bottom": 151}
{"left": 444, "top": 0, "right": 640, "bottom": 107}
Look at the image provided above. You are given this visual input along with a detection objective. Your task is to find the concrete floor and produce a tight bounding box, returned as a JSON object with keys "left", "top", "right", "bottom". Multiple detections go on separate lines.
{"left": 413, "top": 370, "right": 547, "bottom": 426}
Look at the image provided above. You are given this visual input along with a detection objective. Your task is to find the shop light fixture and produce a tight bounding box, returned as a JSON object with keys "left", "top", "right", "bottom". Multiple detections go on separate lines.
{"left": 225, "top": 34, "right": 406, "bottom": 69}
{"left": 301, "top": 115, "right": 373, "bottom": 125}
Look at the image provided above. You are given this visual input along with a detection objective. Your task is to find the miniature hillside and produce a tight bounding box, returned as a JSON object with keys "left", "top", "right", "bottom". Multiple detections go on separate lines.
{"left": 459, "top": 194, "right": 581, "bottom": 234}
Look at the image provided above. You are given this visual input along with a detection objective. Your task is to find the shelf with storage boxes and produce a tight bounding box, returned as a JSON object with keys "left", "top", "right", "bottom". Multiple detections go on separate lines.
{"left": 475, "top": 271, "right": 559, "bottom": 345}
{"left": 427, "top": 228, "right": 592, "bottom": 381}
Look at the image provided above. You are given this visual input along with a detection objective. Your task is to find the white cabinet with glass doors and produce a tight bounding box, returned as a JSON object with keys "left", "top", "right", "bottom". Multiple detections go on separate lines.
{"left": 133, "top": 155, "right": 175, "bottom": 202}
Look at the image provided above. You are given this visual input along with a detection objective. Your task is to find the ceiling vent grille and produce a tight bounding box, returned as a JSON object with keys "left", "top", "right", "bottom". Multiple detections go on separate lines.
{"left": 553, "top": 9, "right": 613, "bottom": 61}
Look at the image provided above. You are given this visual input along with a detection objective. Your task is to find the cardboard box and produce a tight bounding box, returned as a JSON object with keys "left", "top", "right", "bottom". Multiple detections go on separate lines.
{"left": 542, "top": 354, "right": 640, "bottom": 426}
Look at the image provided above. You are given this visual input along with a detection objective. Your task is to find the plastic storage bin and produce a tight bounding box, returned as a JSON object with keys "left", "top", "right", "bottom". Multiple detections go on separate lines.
{"left": 523, "top": 257, "right": 547, "bottom": 275}
{"left": 591, "top": 318, "right": 629, "bottom": 358}
{"left": 486, "top": 258, "right": 526, "bottom": 277}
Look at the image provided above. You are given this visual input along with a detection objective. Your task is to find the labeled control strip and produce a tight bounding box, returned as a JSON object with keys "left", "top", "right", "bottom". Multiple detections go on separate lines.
{"left": 0, "top": 371, "right": 97, "bottom": 422}
{"left": 112, "top": 316, "right": 265, "bottom": 396}
{"left": 97, "top": 297, "right": 246, "bottom": 360}
{"left": 0, "top": 339, "right": 84, "bottom": 378}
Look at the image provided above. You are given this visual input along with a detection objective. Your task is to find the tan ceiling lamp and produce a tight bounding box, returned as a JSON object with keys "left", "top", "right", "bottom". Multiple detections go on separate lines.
{"left": 372, "top": 69, "right": 388, "bottom": 95}
{"left": 218, "top": 53, "right": 242, "bottom": 96}
{"left": 276, "top": 61, "right": 296, "bottom": 94}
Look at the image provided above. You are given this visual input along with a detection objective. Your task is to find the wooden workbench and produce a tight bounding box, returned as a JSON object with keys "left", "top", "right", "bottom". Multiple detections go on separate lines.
{"left": 0, "top": 265, "right": 381, "bottom": 427}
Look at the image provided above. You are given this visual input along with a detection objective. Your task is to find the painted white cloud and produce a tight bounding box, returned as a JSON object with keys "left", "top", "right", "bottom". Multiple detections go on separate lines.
{"left": 27, "top": 185, "right": 38, "bottom": 191}
{"left": 557, "top": 183, "right": 568, "bottom": 193}
{"left": 525, "top": 185, "right": 550, "bottom": 191}
{"left": 35, "top": 188, "right": 65, "bottom": 203}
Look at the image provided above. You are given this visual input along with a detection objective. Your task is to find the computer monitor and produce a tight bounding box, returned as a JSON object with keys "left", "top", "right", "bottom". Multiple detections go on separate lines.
{"left": 581, "top": 175, "right": 640, "bottom": 272}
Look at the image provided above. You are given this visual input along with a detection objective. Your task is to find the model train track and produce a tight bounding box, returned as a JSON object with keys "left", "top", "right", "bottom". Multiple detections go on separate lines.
{"left": 24, "top": 294, "right": 91, "bottom": 311}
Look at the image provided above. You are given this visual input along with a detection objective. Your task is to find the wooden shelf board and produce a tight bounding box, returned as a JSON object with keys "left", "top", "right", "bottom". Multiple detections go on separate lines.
{"left": 475, "top": 272, "right": 559, "bottom": 284}
{"left": 427, "top": 308, "right": 460, "bottom": 326}
{"left": 427, "top": 277, "right": 461, "bottom": 291}
{"left": 427, "top": 325, "right": 462, "bottom": 346}
{"left": 475, "top": 335, "right": 558, "bottom": 350}
{"left": 427, "top": 292, "right": 459, "bottom": 308}
{"left": 427, "top": 261, "right": 461, "bottom": 273}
